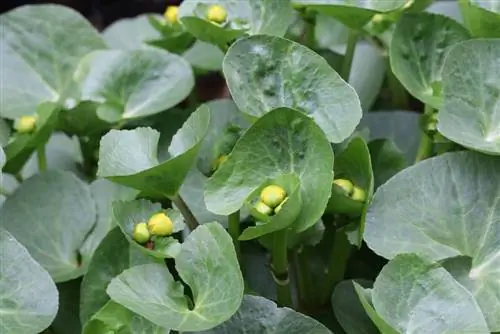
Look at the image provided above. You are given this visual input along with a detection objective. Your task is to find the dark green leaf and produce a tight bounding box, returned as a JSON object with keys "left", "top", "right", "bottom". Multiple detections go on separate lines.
{"left": 107, "top": 222, "right": 244, "bottom": 331}
{"left": 390, "top": 12, "right": 470, "bottom": 109}
{"left": 97, "top": 105, "right": 210, "bottom": 197}
{"left": 0, "top": 4, "right": 106, "bottom": 119}
{"left": 223, "top": 35, "right": 362, "bottom": 143}
{"left": 437, "top": 39, "right": 500, "bottom": 155}
{"left": 0, "top": 228, "right": 58, "bottom": 334}
{"left": 205, "top": 107, "right": 334, "bottom": 233}
{"left": 0, "top": 170, "right": 96, "bottom": 282}
{"left": 51, "top": 279, "right": 82, "bottom": 334}
{"left": 368, "top": 139, "right": 407, "bottom": 188}
{"left": 364, "top": 151, "right": 500, "bottom": 330}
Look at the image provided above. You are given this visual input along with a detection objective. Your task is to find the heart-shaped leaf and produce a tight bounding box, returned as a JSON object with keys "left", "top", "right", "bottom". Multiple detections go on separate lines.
{"left": 390, "top": 12, "right": 470, "bottom": 109}
{"left": 0, "top": 170, "right": 96, "bottom": 282}
{"left": 0, "top": 4, "right": 106, "bottom": 119}
{"left": 223, "top": 35, "right": 362, "bottom": 143}
{"left": 112, "top": 199, "right": 185, "bottom": 258}
{"left": 437, "top": 39, "right": 500, "bottom": 155}
{"left": 357, "top": 111, "right": 421, "bottom": 162}
{"left": 205, "top": 107, "right": 334, "bottom": 233}
{"left": 459, "top": 0, "right": 500, "bottom": 38}
{"left": 3, "top": 102, "right": 60, "bottom": 174}
{"left": 198, "top": 295, "right": 332, "bottom": 333}
{"left": 107, "top": 222, "right": 244, "bottom": 331}
{"left": 0, "top": 228, "right": 59, "bottom": 334}
{"left": 75, "top": 48, "right": 194, "bottom": 121}
{"left": 80, "top": 227, "right": 159, "bottom": 325}
{"left": 83, "top": 301, "right": 170, "bottom": 334}
{"left": 179, "top": 0, "right": 294, "bottom": 48}
{"left": 97, "top": 105, "right": 210, "bottom": 197}
{"left": 292, "top": 0, "right": 409, "bottom": 29}
{"left": 367, "top": 254, "right": 490, "bottom": 333}
{"left": 364, "top": 151, "right": 500, "bottom": 330}
{"left": 331, "top": 279, "right": 378, "bottom": 334}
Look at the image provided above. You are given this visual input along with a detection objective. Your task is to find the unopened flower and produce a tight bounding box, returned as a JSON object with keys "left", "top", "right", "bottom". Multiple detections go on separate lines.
{"left": 14, "top": 115, "right": 37, "bottom": 133}
{"left": 132, "top": 222, "right": 150, "bottom": 244}
{"left": 206, "top": 5, "right": 227, "bottom": 24}
{"left": 351, "top": 186, "right": 366, "bottom": 202}
{"left": 255, "top": 200, "right": 273, "bottom": 216}
{"left": 333, "top": 179, "right": 354, "bottom": 196}
{"left": 274, "top": 197, "right": 288, "bottom": 214}
{"left": 260, "top": 185, "right": 287, "bottom": 208}
{"left": 147, "top": 212, "right": 174, "bottom": 236}
{"left": 212, "top": 154, "right": 228, "bottom": 172}
{"left": 164, "top": 6, "right": 179, "bottom": 24}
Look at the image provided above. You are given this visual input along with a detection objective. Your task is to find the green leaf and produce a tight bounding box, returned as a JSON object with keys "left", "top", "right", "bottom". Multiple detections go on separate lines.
{"left": 357, "top": 110, "right": 421, "bottom": 162}
{"left": 0, "top": 118, "right": 10, "bottom": 147}
{"left": 182, "top": 40, "right": 225, "bottom": 71}
{"left": 0, "top": 228, "right": 58, "bottom": 334}
{"left": 198, "top": 295, "right": 333, "bottom": 333}
{"left": 75, "top": 48, "right": 194, "bottom": 120}
{"left": 437, "top": 39, "right": 500, "bottom": 155}
{"left": 314, "top": 14, "right": 349, "bottom": 53}
{"left": 332, "top": 279, "right": 378, "bottom": 334}
{"left": 58, "top": 101, "right": 111, "bottom": 137}
{"left": 0, "top": 147, "right": 5, "bottom": 170}
{"left": 390, "top": 12, "right": 470, "bottom": 109}
{"left": 0, "top": 4, "right": 106, "bottom": 119}
{"left": 179, "top": 0, "right": 294, "bottom": 48}
{"left": 83, "top": 301, "right": 170, "bottom": 334}
{"left": 102, "top": 14, "right": 161, "bottom": 50}
{"left": 364, "top": 151, "right": 500, "bottom": 330}
{"left": 3, "top": 102, "right": 60, "bottom": 174}
{"left": 0, "top": 170, "right": 96, "bottom": 282}
{"left": 459, "top": 0, "right": 500, "bottom": 38}
{"left": 427, "top": 0, "right": 463, "bottom": 23}
{"left": 371, "top": 254, "right": 490, "bottom": 333}
{"left": 223, "top": 35, "right": 362, "bottom": 143}
{"left": 97, "top": 105, "right": 210, "bottom": 197}
{"left": 368, "top": 139, "right": 407, "bottom": 188}
{"left": 352, "top": 282, "right": 398, "bottom": 334}
{"left": 51, "top": 279, "right": 82, "bottom": 334}
{"left": 292, "top": 0, "right": 409, "bottom": 29}
{"left": 79, "top": 180, "right": 139, "bottom": 264}
{"left": 112, "top": 199, "right": 184, "bottom": 258}
{"left": 205, "top": 107, "right": 334, "bottom": 233}
{"left": 80, "top": 227, "right": 158, "bottom": 325}
{"left": 107, "top": 222, "right": 244, "bottom": 332}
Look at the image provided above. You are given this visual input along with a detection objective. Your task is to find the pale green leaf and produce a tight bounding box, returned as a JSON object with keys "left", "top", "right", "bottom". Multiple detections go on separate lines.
{"left": 102, "top": 14, "right": 161, "bottom": 50}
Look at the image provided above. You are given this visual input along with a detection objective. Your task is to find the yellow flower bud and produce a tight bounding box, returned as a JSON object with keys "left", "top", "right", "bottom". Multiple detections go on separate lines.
{"left": 14, "top": 115, "right": 37, "bottom": 133}
{"left": 274, "top": 197, "right": 288, "bottom": 214}
{"left": 212, "top": 154, "right": 228, "bottom": 172}
{"left": 147, "top": 212, "right": 174, "bottom": 236}
{"left": 164, "top": 6, "right": 179, "bottom": 24}
{"left": 333, "top": 179, "right": 354, "bottom": 196}
{"left": 206, "top": 4, "right": 227, "bottom": 24}
{"left": 351, "top": 186, "right": 366, "bottom": 202}
{"left": 132, "top": 222, "right": 150, "bottom": 244}
{"left": 260, "top": 185, "right": 287, "bottom": 208}
{"left": 255, "top": 200, "right": 273, "bottom": 216}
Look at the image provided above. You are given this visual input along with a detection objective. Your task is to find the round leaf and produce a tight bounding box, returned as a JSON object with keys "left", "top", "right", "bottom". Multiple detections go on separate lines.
{"left": 179, "top": 0, "right": 294, "bottom": 48}
{"left": 364, "top": 151, "right": 500, "bottom": 330}
{"left": 0, "top": 4, "right": 106, "bottom": 119}
{"left": 198, "top": 295, "right": 332, "bottom": 333}
{"left": 107, "top": 222, "right": 244, "bottom": 332}
{"left": 0, "top": 228, "right": 59, "bottom": 334}
{"left": 437, "top": 39, "right": 500, "bottom": 155}
{"left": 80, "top": 227, "right": 158, "bottom": 325}
{"left": 97, "top": 105, "right": 210, "bottom": 197}
{"left": 223, "top": 35, "right": 362, "bottom": 143}
{"left": 371, "top": 254, "right": 490, "bottom": 333}
{"left": 390, "top": 12, "right": 471, "bottom": 109}
{"left": 75, "top": 48, "right": 194, "bottom": 120}
{"left": 205, "top": 107, "right": 334, "bottom": 233}
{"left": 292, "top": 0, "right": 408, "bottom": 29}
{"left": 112, "top": 199, "right": 184, "bottom": 258}
{"left": 0, "top": 170, "right": 96, "bottom": 282}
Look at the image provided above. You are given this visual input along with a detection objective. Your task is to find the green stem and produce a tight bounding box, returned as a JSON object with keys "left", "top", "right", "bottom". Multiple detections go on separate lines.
{"left": 228, "top": 211, "right": 241, "bottom": 264}
{"left": 171, "top": 195, "right": 199, "bottom": 231}
{"left": 271, "top": 230, "right": 292, "bottom": 307}
{"left": 340, "top": 29, "right": 359, "bottom": 82}
{"left": 415, "top": 104, "right": 435, "bottom": 163}
{"left": 386, "top": 57, "right": 409, "bottom": 109}
{"left": 37, "top": 144, "right": 47, "bottom": 172}
{"left": 293, "top": 247, "right": 315, "bottom": 308}
{"left": 321, "top": 228, "right": 351, "bottom": 305}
